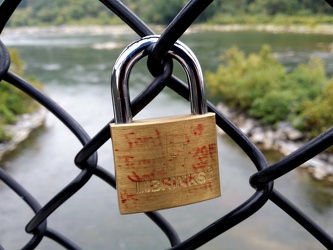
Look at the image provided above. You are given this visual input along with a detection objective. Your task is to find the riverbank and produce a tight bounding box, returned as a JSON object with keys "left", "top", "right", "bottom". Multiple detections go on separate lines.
{"left": 216, "top": 102, "right": 333, "bottom": 183}
{"left": 3, "top": 23, "right": 333, "bottom": 36}
{"left": 192, "top": 24, "right": 333, "bottom": 34}
{"left": 0, "top": 108, "right": 47, "bottom": 161}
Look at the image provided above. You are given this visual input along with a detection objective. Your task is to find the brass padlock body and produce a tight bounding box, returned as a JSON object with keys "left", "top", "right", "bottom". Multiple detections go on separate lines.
{"left": 110, "top": 113, "right": 220, "bottom": 214}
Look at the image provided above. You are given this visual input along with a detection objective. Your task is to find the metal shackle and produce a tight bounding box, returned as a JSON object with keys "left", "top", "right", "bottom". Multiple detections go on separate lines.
{"left": 111, "top": 35, "right": 207, "bottom": 124}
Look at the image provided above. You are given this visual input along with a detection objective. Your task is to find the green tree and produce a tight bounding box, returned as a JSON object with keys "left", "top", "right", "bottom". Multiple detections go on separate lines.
{"left": 249, "top": 0, "right": 299, "bottom": 15}
{"left": 206, "top": 45, "right": 329, "bottom": 126}
{"left": 296, "top": 80, "right": 333, "bottom": 137}
{"left": 141, "top": 0, "right": 187, "bottom": 24}
{"left": 0, "top": 50, "right": 43, "bottom": 142}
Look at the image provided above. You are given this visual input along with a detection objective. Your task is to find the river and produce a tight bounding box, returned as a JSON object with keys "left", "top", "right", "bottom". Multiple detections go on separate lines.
{"left": 1, "top": 26, "right": 333, "bottom": 249}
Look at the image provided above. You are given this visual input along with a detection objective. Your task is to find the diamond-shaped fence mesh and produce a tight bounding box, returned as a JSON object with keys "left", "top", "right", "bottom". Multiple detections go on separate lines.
{"left": 0, "top": 0, "right": 333, "bottom": 249}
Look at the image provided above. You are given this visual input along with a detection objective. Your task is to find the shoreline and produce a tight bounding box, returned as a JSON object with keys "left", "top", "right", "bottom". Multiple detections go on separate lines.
{"left": 190, "top": 24, "right": 333, "bottom": 34}
{"left": 0, "top": 108, "right": 47, "bottom": 161}
{"left": 3, "top": 23, "right": 333, "bottom": 36}
{"left": 216, "top": 102, "right": 333, "bottom": 183}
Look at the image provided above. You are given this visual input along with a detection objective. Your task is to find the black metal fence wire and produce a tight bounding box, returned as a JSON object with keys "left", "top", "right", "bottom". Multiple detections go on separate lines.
{"left": 1, "top": 0, "right": 333, "bottom": 249}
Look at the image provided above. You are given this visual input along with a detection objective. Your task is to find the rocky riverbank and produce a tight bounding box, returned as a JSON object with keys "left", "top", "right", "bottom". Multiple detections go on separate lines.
{"left": 216, "top": 102, "right": 333, "bottom": 183}
{"left": 0, "top": 108, "right": 47, "bottom": 161}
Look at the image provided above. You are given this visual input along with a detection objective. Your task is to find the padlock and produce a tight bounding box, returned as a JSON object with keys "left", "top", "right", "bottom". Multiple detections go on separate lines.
{"left": 110, "top": 35, "right": 221, "bottom": 214}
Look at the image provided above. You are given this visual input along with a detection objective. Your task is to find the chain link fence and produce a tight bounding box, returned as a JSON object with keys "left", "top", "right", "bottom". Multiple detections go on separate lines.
{"left": 1, "top": 0, "right": 333, "bottom": 249}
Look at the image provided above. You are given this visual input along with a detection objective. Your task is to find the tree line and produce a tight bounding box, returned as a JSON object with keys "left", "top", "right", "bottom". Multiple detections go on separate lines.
{"left": 8, "top": 0, "right": 333, "bottom": 26}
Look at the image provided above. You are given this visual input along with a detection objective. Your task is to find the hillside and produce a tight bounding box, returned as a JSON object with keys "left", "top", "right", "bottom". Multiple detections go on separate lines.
{"left": 8, "top": 0, "right": 333, "bottom": 27}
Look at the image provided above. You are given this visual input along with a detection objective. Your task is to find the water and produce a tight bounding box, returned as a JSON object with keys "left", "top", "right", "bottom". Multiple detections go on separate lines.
{"left": 1, "top": 27, "right": 333, "bottom": 249}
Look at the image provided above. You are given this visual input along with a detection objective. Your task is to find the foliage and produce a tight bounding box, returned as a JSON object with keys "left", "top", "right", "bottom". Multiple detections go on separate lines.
{"left": 10, "top": 0, "right": 119, "bottom": 26}
{"left": 0, "top": 49, "right": 42, "bottom": 143}
{"left": 208, "top": 14, "right": 333, "bottom": 26}
{"left": 206, "top": 45, "right": 287, "bottom": 113}
{"left": 205, "top": 45, "right": 330, "bottom": 137}
{"left": 296, "top": 81, "right": 333, "bottom": 137}
{"left": 249, "top": 91, "right": 295, "bottom": 125}
{"left": 7, "top": 0, "right": 333, "bottom": 26}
